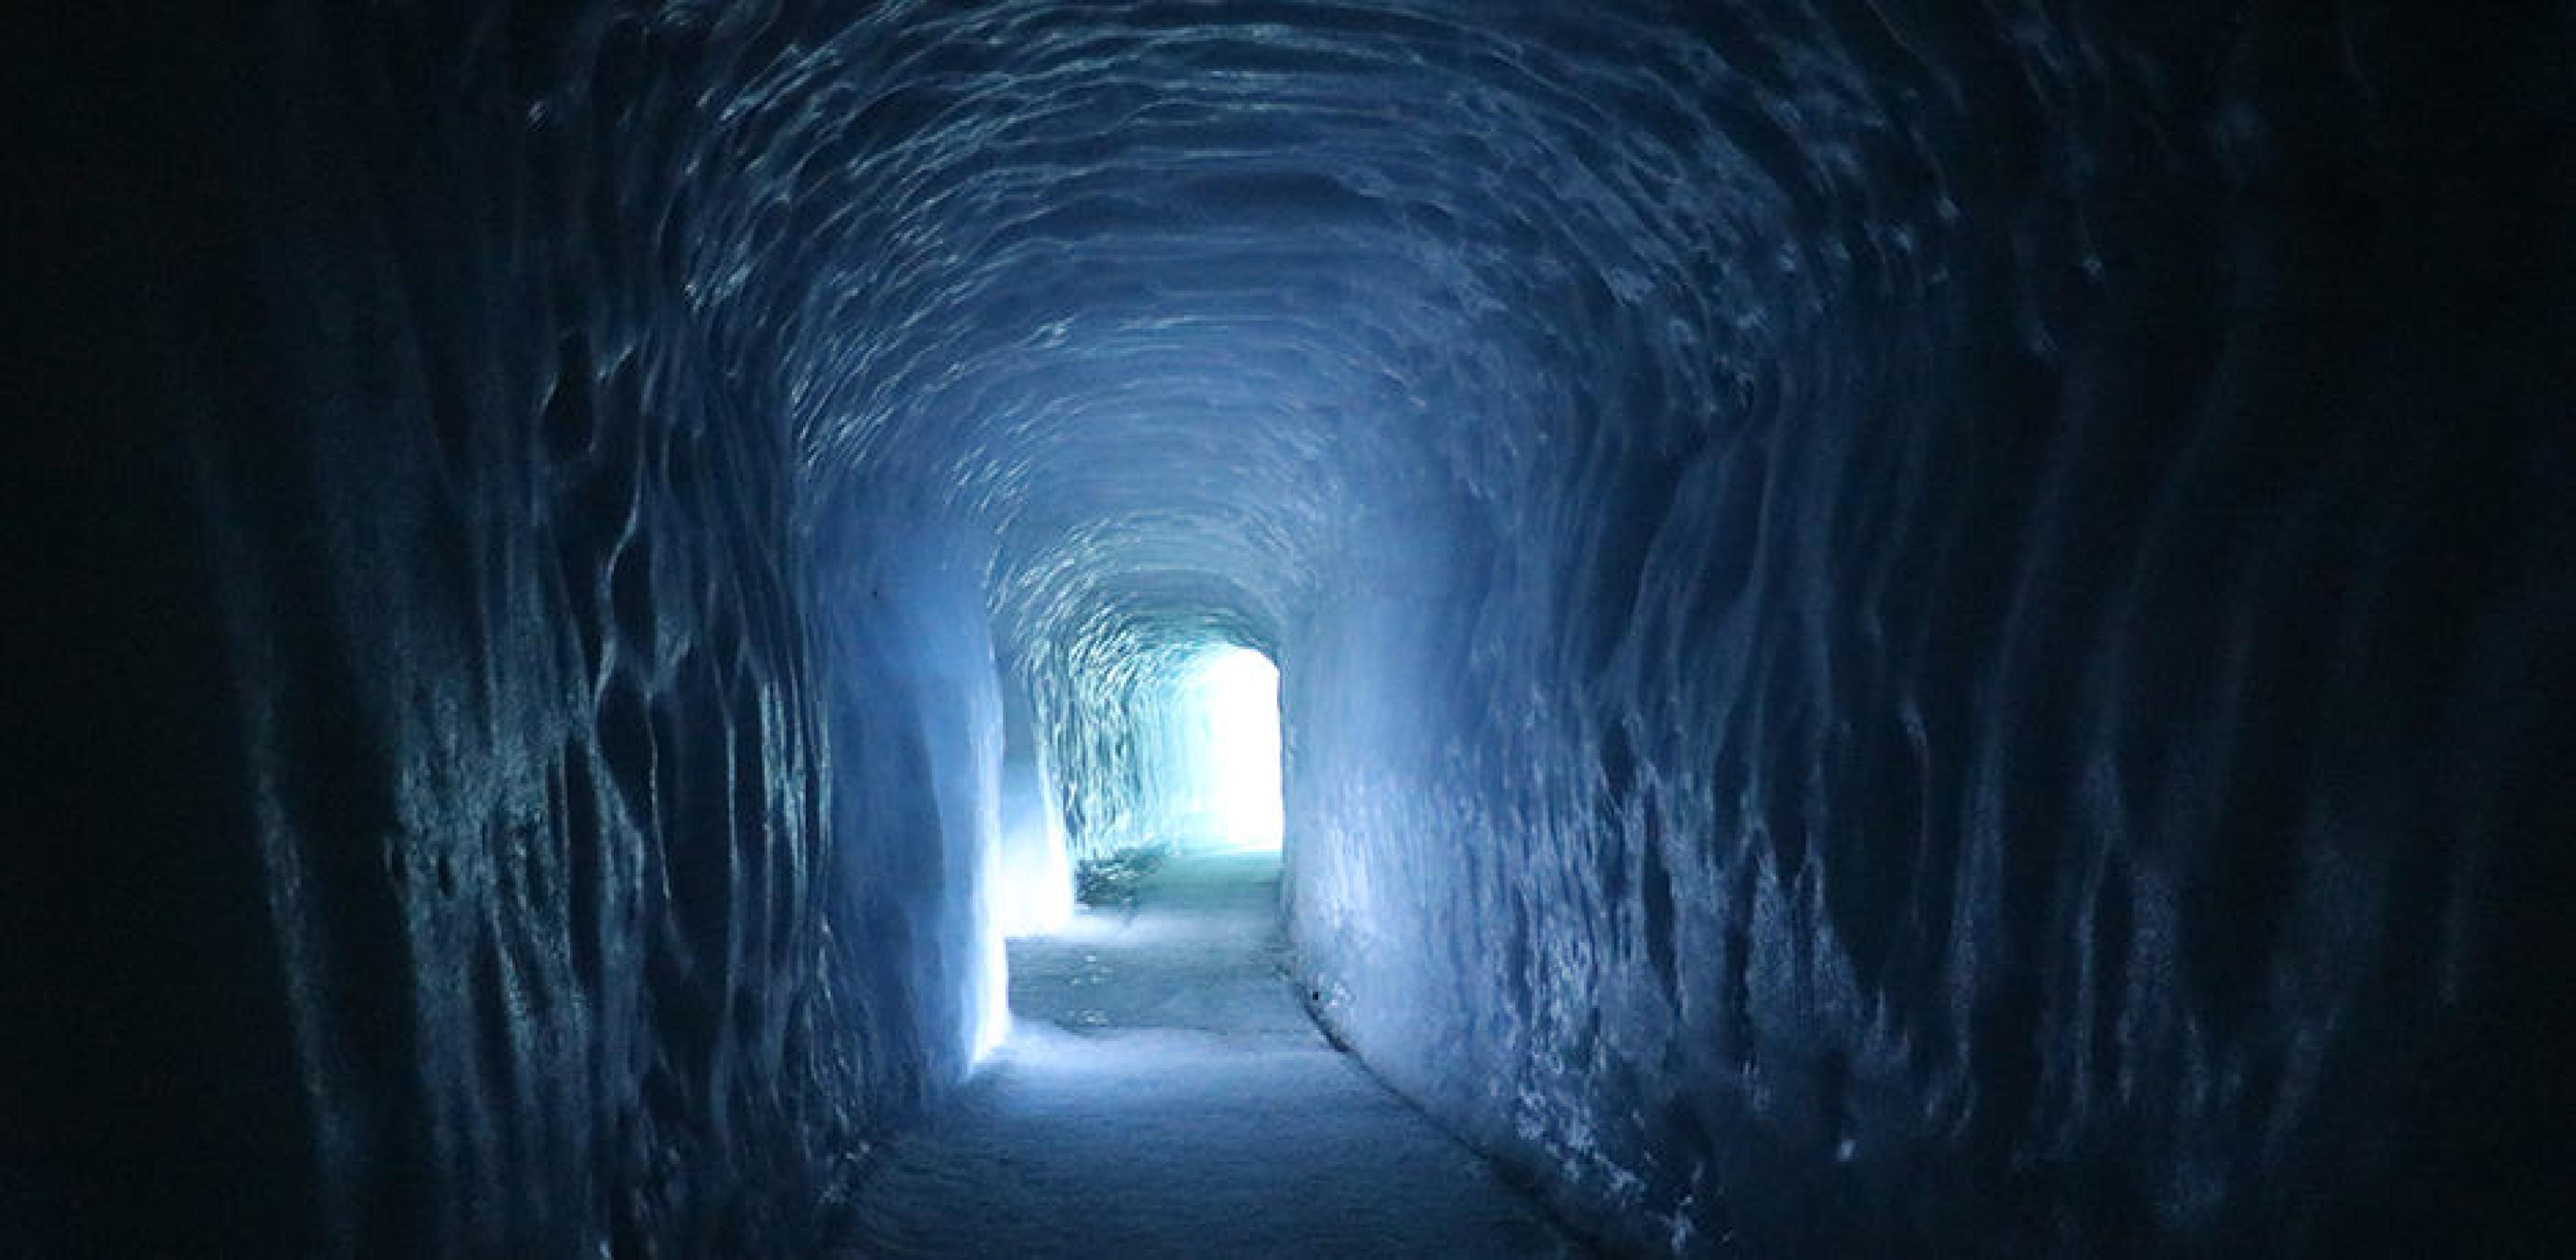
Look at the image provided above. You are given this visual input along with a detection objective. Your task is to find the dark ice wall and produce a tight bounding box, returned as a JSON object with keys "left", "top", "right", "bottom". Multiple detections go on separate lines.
{"left": 1279, "top": 7, "right": 2576, "bottom": 1255}
{"left": 12, "top": 6, "right": 932, "bottom": 1255}
{"left": 9, "top": 1, "right": 2570, "bottom": 1257}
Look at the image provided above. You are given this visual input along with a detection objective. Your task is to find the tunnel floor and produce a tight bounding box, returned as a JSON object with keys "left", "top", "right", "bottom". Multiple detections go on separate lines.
{"left": 837, "top": 849, "right": 1583, "bottom": 1258}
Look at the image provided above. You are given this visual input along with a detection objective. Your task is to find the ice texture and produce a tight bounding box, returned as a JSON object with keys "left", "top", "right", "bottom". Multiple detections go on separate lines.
{"left": 10, "top": 1, "right": 2571, "bottom": 1257}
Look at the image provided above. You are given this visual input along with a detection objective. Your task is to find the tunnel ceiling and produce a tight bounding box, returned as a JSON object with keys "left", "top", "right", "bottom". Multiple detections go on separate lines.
{"left": 704, "top": 0, "right": 1842, "bottom": 658}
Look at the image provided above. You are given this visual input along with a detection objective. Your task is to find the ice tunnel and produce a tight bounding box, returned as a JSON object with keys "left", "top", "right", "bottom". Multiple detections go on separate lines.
{"left": 9, "top": 1, "right": 2572, "bottom": 1255}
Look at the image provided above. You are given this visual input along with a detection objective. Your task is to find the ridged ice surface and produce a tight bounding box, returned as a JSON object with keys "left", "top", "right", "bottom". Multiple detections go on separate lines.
{"left": 16, "top": 1, "right": 2568, "bottom": 1256}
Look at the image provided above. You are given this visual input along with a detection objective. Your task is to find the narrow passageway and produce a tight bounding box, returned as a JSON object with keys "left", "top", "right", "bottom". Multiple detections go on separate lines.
{"left": 18, "top": 5, "right": 2569, "bottom": 1255}
{"left": 842, "top": 849, "right": 1583, "bottom": 1259}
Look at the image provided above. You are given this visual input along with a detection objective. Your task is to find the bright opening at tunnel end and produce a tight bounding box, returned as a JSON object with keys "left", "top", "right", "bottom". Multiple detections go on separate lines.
{"left": 1181, "top": 646, "right": 1285, "bottom": 852}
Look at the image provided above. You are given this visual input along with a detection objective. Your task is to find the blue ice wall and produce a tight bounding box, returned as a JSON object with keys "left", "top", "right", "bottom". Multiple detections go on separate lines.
{"left": 810, "top": 514, "right": 1014, "bottom": 1075}
{"left": 1265, "top": 7, "right": 2576, "bottom": 1253}
{"left": 11, "top": 5, "right": 969, "bottom": 1254}
{"left": 767, "top": 3, "right": 2571, "bottom": 1252}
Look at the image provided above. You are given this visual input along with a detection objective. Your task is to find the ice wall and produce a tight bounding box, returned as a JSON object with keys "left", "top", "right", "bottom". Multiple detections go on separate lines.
{"left": 1263, "top": 8, "right": 2576, "bottom": 1255}
{"left": 810, "top": 514, "right": 1016, "bottom": 1071}
{"left": 12, "top": 6, "right": 969, "bottom": 1254}
{"left": 13, "top": 1, "right": 2570, "bottom": 1256}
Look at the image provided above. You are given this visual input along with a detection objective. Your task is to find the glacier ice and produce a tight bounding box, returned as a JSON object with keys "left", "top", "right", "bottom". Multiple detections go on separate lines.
{"left": 10, "top": 1, "right": 2570, "bottom": 1255}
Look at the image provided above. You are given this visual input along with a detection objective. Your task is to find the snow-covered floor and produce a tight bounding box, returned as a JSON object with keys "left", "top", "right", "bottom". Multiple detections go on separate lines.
{"left": 840, "top": 848, "right": 1585, "bottom": 1258}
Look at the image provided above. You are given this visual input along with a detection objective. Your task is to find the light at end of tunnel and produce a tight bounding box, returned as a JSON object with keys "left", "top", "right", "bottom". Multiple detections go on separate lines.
{"left": 972, "top": 903, "right": 1013, "bottom": 1066}
{"left": 1188, "top": 646, "right": 1284, "bottom": 852}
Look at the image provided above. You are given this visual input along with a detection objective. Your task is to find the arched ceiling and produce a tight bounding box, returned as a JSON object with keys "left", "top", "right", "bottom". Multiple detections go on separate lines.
{"left": 659, "top": 0, "right": 1927, "bottom": 658}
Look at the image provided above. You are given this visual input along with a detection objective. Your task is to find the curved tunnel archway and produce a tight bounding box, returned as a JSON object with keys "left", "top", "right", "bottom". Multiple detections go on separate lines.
{"left": 11, "top": 1, "right": 2572, "bottom": 1256}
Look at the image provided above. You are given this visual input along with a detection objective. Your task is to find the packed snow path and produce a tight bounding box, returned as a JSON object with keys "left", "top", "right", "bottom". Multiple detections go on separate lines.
{"left": 841, "top": 849, "right": 1585, "bottom": 1258}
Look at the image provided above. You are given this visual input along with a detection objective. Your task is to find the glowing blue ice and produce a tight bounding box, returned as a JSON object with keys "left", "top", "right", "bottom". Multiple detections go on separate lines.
{"left": 1174, "top": 647, "right": 1284, "bottom": 852}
